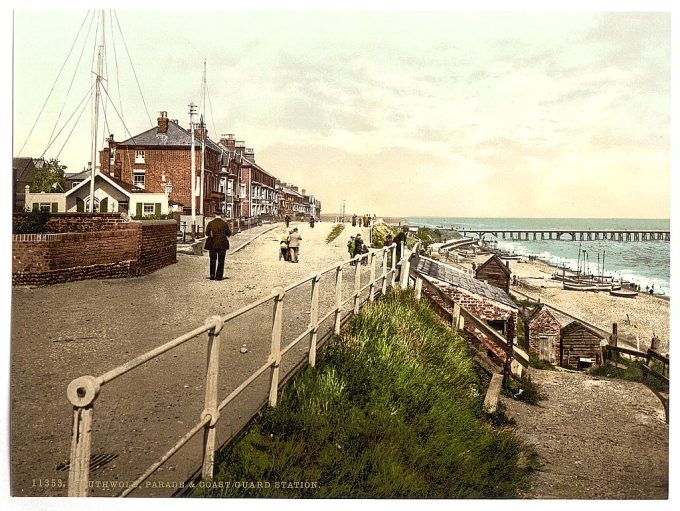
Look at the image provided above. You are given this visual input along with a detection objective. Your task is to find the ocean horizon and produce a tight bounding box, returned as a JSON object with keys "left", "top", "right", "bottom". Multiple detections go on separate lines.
{"left": 407, "top": 216, "right": 671, "bottom": 297}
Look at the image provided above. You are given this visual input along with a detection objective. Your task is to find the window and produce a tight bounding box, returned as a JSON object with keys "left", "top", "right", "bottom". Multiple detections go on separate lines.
{"left": 72, "top": 181, "right": 81, "bottom": 189}
{"left": 39, "top": 203, "right": 52, "bottom": 213}
{"left": 227, "top": 179, "right": 234, "bottom": 196}
{"left": 240, "top": 183, "right": 246, "bottom": 198}
{"left": 143, "top": 204, "right": 155, "bottom": 215}
{"left": 218, "top": 178, "right": 226, "bottom": 193}
{"left": 133, "top": 170, "right": 145, "bottom": 189}
{"left": 110, "top": 149, "right": 116, "bottom": 163}
{"left": 135, "top": 150, "right": 145, "bottom": 163}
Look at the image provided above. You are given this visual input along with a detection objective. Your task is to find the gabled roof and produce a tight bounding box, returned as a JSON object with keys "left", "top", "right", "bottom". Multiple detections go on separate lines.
{"left": 117, "top": 120, "right": 222, "bottom": 153}
{"left": 476, "top": 254, "right": 511, "bottom": 277}
{"left": 64, "top": 170, "right": 91, "bottom": 181}
{"left": 560, "top": 320, "right": 606, "bottom": 339}
{"left": 65, "top": 172, "right": 152, "bottom": 197}
{"left": 416, "top": 258, "right": 517, "bottom": 309}
{"left": 527, "top": 303, "right": 558, "bottom": 322}
{"left": 13, "top": 157, "right": 38, "bottom": 183}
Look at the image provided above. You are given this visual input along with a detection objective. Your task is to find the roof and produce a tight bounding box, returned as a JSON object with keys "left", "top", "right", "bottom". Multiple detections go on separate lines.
{"left": 13, "top": 157, "right": 38, "bottom": 183}
{"left": 560, "top": 320, "right": 606, "bottom": 339}
{"left": 65, "top": 172, "right": 153, "bottom": 197}
{"left": 476, "top": 254, "right": 511, "bottom": 277}
{"left": 117, "top": 120, "right": 223, "bottom": 153}
{"left": 527, "top": 303, "right": 558, "bottom": 322}
{"left": 416, "top": 258, "right": 517, "bottom": 309}
{"left": 64, "top": 170, "right": 91, "bottom": 181}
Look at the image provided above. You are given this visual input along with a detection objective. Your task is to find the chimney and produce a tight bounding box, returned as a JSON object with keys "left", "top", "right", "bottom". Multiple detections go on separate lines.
{"left": 157, "top": 111, "right": 169, "bottom": 134}
{"left": 195, "top": 119, "right": 208, "bottom": 142}
{"left": 301, "top": 189, "right": 306, "bottom": 195}
{"left": 220, "top": 133, "right": 236, "bottom": 150}
{"left": 235, "top": 140, "right": 245, "bottom": 154}
{"left": 244, "top": 147, "right": 255, "bottom": 161}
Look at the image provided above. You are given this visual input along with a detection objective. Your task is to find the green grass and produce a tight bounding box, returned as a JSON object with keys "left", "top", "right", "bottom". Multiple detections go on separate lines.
{"left": 528, "top": 353, "right": 556, "bottom": 371}
{"left": 193, "top": 291, "right": 536, "bottom": 498}
{"left": 326, "top": 223, "right": 345, "bottom": 243}
{"left": 591, "top": 354, "right": 669, "bottom": 392}
{"left": 370, "top": 223, "right": 396, "bottom": 248}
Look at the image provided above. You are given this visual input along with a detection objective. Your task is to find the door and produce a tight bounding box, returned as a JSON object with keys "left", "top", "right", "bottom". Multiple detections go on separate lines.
{"left": 539, "top": 335, "right": 556, "bottom": 364}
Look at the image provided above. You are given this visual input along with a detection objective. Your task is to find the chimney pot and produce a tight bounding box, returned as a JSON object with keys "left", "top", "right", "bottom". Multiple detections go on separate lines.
{"left": 157, "top": 111, "right": 169, "bottom": 134}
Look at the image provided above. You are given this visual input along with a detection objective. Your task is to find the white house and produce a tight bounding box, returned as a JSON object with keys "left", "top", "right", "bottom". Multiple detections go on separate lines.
{"left": 24, "top": 172, "right": 169, "bottom": 217}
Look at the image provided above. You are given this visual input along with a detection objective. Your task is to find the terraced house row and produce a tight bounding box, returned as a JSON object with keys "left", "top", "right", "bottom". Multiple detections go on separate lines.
{"left": 17, "top": 111, "right": 321, "bottom": 230}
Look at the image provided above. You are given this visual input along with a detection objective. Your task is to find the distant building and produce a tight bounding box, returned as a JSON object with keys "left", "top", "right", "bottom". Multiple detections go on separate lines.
{"left": 522, "top": 303, "right": 561, "bottom": 364}
{"left": 475, "top": 254, "right": 511, "bottom": 293}
{"left": 560, "top": 321, "right": 606, "bottom": 370}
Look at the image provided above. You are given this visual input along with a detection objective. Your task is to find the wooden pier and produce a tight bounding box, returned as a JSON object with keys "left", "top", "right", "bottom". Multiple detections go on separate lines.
{"left": 457, "top": 229, "right": 670, "bottom": 242}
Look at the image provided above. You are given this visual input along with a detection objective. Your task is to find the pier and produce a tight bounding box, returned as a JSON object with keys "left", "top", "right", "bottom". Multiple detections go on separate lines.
{"left": 456, "top": 229, "right": 670, "bottom": 242}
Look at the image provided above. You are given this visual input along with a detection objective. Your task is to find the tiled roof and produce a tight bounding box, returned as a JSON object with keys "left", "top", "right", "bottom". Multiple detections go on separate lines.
{"left": 117, "top": 121, "right": 223, "bottom": 153}
{"left": 13, "top": 157, "right": 37, "bottom": 183}
{"left": 416, "top": 258, "right": 517, "bottom": 309}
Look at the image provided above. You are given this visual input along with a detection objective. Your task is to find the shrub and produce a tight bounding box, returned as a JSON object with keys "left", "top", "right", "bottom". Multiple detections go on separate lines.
{"left": 529, "top": 353, "right": 556, "bottom": 371}
{"left": 13, "top": 211, "right": 51, "bottom": 234}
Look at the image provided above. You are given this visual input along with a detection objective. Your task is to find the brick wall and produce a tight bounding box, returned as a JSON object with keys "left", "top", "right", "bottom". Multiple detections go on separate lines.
{"left": 526, "top": 307, "right": 561, "bottom": 364}
{"left": 47, "top": 213, "right": 131, "bottom": 232}
{"left": 12, "top": 218, "right": 177, "bottom": 286}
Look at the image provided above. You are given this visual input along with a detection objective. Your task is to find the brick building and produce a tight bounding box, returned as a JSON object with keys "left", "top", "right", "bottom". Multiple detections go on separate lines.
{"left": 522, "top": 303, "right": 561, "bottom": 364}
{"left": 417, "top": 258, "right": 518, "bottom": 363}
{"left": 475, "top": 254, "right": 511, "bottom": 293}
{"left": 99, "top": 111, "right": 224, "bottom": 215}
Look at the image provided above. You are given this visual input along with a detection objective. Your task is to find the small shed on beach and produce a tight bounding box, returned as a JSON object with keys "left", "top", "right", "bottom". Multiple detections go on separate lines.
{"left": 560, "top": 321, "right": 606, "bottom": 370}
{"left": 475, "top": 254, "right": 511, "bottom": 293}
{"left": 523, "top": 304, "right": 561, "bottom": 365}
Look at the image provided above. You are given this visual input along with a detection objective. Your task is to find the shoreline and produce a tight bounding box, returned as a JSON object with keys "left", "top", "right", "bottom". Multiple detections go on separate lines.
{"left": 445, "top": 246, "right": 670, "bottom": 353}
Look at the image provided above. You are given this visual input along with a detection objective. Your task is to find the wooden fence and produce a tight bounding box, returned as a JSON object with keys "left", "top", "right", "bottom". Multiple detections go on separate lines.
{"left": 65, "top": 242, "right": 421, "bottom": 497}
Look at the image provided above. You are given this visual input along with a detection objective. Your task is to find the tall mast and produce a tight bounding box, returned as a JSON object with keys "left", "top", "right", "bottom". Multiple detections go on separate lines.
{"left": 200, "top": 59, "right": 206, "bottom": 216}
{"left": 90, "top": 44, "right": 103, "bottom": 212}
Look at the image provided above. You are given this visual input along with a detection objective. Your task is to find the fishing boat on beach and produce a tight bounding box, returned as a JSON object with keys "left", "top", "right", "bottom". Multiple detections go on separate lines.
{"left": 609, "top": 289, "right": 638, "bottom": 298}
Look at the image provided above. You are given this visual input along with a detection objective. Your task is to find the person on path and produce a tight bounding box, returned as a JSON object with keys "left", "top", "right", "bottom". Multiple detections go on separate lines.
{"left": 384, "top": 233, "right": 394, "bottom": 268}
{"left": 309, "top": 216, "right": 315, "bottom": 228}
{"left": 394, "top": 226, "right": 408, "bottom": 267}
{"left": 279, "top": 232, "right": 289, "bottom": 261}
{"left": 347, "top": 236, "right": 356, "bottom": 264}
{"left": 361, "top": 242, "right": 369, "bottom": 265}
{"left": 284, "top": 215, "right": 291, "bottom": 228}
{"left": 205, "top": 216, "right": 232, "bottom": 280}
{"left": 354, "top": 234, "right": 364, "bottom": 264}
{"left": 352, "top": 214, "right": 357, "bottom": 227}
{"left": 288, "top": 227, "right": 302, "bottom": 263}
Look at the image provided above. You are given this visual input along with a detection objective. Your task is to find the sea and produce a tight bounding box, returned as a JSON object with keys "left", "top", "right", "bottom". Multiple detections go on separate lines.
{"left": 407, "top": 217, "right": 671, "bottom": 297}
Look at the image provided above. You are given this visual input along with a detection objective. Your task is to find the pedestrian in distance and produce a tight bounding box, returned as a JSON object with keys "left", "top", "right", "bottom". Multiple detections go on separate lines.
{"left": 354, "top": 234, "right": 364, "bottom": 264}
{"left": 361, "top": 242, "right": 369, "bottom": 265}
{"left": 284, "top": 215, "right": 291, "bottom": 228}
{"left": 205, "top": 216, "right": 232, "bottom": 280}
{"left": 352, "top": 214, "right": 357, "bottom": 227}
{"left": 309, "top": 216, "right": 315, "bottom": 228}
{"left": 288, "top": 227, "right": 302, "bottom": 263}
{"left": 348, "top": 236, "right": 355, "bottom": 265}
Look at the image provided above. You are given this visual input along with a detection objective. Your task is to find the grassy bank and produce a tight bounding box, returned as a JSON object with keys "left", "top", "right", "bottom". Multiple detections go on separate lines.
{"left": 591, "top": 354, "right": 669, "bottom": 393}
{"left": 193, "top": 291, "right": 535, "bottom": 498}
{"left": 326, "top": 223, "right": 345, "bottom": 243}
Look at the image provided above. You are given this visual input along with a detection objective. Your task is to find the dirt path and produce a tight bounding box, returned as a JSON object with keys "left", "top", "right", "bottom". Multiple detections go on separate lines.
{"left": 501, "top": 368, "right": 668, "bottom": 499}
{"left": 10, "top": 220, "right": 375, "bottom": 497}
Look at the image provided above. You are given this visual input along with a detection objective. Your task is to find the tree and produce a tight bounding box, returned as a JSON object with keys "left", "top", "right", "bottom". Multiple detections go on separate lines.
{"left": 31, "top": 158, "right": 66, "bottom": 193}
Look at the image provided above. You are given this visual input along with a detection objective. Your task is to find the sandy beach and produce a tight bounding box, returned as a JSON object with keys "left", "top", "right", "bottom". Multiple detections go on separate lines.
{"left": 448, "top": 250, "right": 669, "bottom": 353}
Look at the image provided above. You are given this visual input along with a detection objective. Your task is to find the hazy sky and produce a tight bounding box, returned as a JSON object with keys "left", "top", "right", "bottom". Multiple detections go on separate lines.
{"left": 13, "top": 8, "right": 671, "bottom": 218}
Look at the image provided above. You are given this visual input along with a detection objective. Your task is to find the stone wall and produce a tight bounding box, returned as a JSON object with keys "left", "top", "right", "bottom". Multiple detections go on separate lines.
{"left": 12, "top": 216, "right": 177, "bottom": 286}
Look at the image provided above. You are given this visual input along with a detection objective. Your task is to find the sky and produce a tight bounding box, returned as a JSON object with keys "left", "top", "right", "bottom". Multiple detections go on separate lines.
{"left": 12, "top": 6, "right": 672, "bottom": 218}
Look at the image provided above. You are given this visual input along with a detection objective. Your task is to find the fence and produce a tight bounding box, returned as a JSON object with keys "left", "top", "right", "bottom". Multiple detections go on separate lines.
{"left": 66, "top": 241, "right": 418, "bottom": 497}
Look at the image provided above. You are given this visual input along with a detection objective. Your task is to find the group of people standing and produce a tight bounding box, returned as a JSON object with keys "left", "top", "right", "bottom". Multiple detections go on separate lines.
{"left": 352, "top": 214, "right": 373, "bottom": 228}
{"left": 347, "top": 233, "right": 369, "bottom": 265}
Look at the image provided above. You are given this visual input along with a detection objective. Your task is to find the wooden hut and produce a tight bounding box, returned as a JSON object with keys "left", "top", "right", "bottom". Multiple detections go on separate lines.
{"left": 560, "top": 321, "right": 605, "bottom": 370}
{"left": 475, "top": 254, "right": 511, "bottom": 293}
{"left": 523, "top": 304, "right": 561, "bottom": 365}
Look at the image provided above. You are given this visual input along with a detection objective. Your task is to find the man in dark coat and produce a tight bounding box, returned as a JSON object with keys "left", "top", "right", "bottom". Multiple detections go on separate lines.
{"left": 394, "top": 226, "right": 408, "bottom": 264}
{"left": 205, "top": 217, "right": 232, "bottom": 280}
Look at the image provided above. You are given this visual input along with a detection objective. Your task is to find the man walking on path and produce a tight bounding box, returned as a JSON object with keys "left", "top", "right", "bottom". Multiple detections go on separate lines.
{"left": 205, "top": 216, "right": 232, "bottom": 280}
{"left": 288, "top": 227, "right": 302, "bottom": 263}
{"left": 285, "top": 215, "right": 291, "bottom": 228}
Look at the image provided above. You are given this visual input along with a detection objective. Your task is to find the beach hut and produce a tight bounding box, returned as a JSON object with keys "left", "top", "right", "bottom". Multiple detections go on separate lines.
{"left": 475, "top": 254, "right": 511, "bottom": 293}
{"left": 523, "top": 304, "right": 561, "bottom": 365}
{"left": 560, "top": 321, "right": 605, "bottom": 370}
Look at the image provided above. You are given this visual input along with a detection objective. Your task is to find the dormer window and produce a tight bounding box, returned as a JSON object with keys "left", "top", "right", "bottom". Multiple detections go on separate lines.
{"left": 135, "top": 150, "right": 145, "bottom": 164}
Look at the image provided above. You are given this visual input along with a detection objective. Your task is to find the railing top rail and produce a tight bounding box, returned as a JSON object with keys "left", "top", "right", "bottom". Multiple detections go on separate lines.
{"left": 648, "top": 348, "right": 669, "bottom": 365}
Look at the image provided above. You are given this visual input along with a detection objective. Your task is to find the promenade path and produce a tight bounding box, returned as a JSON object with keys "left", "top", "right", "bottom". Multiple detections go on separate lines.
{"left": 10, "top": 220, "right": 373, "bottom": 497}
{"left": 502, "top": 368, "right": 668, "bottom": 499}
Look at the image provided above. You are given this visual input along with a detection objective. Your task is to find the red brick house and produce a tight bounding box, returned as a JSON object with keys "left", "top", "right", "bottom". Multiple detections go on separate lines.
{"left": 523, "top": 303, "right": 561, "bottom": 365}
{"left": 417, "top": 258, "right": 518, "bottom": 364}
{"left": 475, "top": 254, "right": 511, "bottom": 293}
{"left": 99, "top": 111, "right": 224, "bottom": 215}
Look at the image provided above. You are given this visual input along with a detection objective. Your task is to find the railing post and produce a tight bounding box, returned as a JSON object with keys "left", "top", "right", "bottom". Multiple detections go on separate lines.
{"left": 353, "top": 256, "right": 362, "bottom": 314}
{"left": 308, "top": 274, "right": 321, "bottom": 367}
{"left": 390, "top": 244, "right": 396, "bottom": 288}
{"left": 368, "top": 252, "right": 376, "bottom": 302}
{"left": 452, "top": 303, "right": 461, "bottom": 332}
{"left": 399, "top": 250, "right": 410, "bottom": 289}
{"left": 381, "top": 248, "right": 388, "bottom": 295}
{"left": 66, "top": 375, "right": 101, "bottom": 496}
{"left": 414, "top": 275, "right": 422, "bottom": 301}
{"left": 201, "top": 315, "right": 223, "bottom": 480}
{"left": 334, "top": 265, "right": 343, "bottom": 334}
{"left": 269, "top": 287, "right": 285, "bottom": 407}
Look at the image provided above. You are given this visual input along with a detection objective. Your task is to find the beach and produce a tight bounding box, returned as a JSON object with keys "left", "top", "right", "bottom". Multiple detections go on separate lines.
{"left": 452, "top": 251, "right": 670, "bottom": 353}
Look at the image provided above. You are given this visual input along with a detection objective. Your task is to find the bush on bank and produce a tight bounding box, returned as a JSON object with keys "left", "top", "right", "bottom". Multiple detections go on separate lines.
{"left": 194, "top": 290, "right": 535, "bottom": 498}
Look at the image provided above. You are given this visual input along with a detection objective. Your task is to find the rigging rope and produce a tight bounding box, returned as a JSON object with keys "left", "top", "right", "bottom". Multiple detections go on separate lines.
{"left": 41, "top": 83, "right": 95, "bottom": 158}
{"left": 43, "top": 11, "right": 96, "bottom": 157}
{"left": 109, "top": 10, "right": 124, "bottom": 127}
{"left": 18, "top": 10, "right": 92, "bottom": 157}
{"left": 56, "top": 93, "right": 93, "bottom": 161}
{"left": 206, "top": 83, "right": 218, "bottom": 143}
{"left": 113, "top": 11, "right": 153, "bottom": 128}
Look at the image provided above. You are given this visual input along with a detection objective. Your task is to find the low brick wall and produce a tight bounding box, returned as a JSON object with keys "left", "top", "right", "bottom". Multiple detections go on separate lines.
{"left": 12, "top": 217, "right": 177, "bottom": 286}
